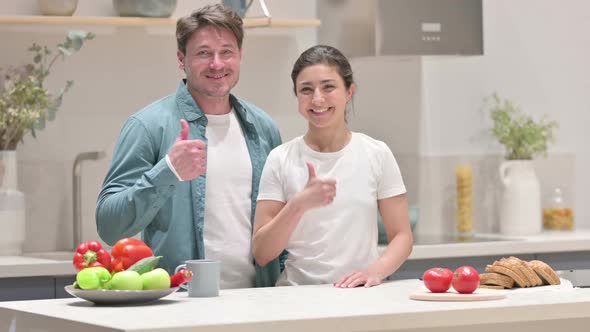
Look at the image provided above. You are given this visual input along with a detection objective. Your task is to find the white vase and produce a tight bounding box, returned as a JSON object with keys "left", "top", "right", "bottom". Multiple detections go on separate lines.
{"left": 499, "top": 160, "right": 542, "bottom": 235}
{"left": 0, "top": 150, "right": 26, "bottom": 255}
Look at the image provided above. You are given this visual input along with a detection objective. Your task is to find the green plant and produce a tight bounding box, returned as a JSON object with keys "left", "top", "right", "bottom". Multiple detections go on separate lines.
{"left": 486, "top": 93, "right": 558, "bottom": 160}
{"left": 0, "top": 31, "right": 94, "bottom": 150}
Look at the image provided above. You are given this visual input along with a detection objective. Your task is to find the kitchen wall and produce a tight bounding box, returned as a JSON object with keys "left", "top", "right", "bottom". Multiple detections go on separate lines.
{"left": 2, "top": 0, "right": 588, "bottom": 253}
{"left": 418, "top": 0, "right": 589, "bottom": 234}
{"left": 326, "top": 0, "right": 587, "bottom": 236}
{"left": 1, "top": 0, "right": 316, "bottom": 252}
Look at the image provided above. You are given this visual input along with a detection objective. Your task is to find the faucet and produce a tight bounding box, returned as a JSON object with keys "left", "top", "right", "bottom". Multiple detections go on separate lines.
{"left": 72, "top": 151, "right": 105, "bottom": 250}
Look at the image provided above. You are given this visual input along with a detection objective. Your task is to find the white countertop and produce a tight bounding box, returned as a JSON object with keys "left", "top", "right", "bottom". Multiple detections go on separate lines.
{"left": 407, "top": 229, "right": 590, "bottom": 259}
{"left": 1, "top": 279, "right": 590, "bottom": 332}
{"left": 3, "top": 230, "right": 590, "bottom": 279}
{"left": 0, "top": 254, "right": 75, "bottom": 278}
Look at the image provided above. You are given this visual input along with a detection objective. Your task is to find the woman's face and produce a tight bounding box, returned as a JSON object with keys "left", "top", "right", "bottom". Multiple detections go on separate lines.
{"left": 295, "top": 64, "right": 353, "bottom": 129}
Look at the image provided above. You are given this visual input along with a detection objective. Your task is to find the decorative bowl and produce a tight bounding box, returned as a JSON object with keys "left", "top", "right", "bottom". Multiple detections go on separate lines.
{"left": 112, "top": 0, "right": 177, "bottom": 18}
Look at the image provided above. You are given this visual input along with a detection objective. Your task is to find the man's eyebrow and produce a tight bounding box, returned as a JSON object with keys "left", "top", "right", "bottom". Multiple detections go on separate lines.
{"left": 194, "top": 44, "right": 237, "bottom": 50}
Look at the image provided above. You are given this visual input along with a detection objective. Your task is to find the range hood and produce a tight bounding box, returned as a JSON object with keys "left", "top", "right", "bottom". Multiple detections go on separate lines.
{"left": 317, "top": 0, "right": 483, "bottom": 57}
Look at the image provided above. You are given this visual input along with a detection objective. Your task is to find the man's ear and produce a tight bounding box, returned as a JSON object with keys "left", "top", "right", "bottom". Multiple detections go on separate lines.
{"left": 177, "top": 50, "right": 185, "bottom": 70}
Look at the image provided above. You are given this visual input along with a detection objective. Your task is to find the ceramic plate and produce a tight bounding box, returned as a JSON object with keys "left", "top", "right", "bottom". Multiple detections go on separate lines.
{"left": 64, "top": 285, "right": 179, "bottom": 305}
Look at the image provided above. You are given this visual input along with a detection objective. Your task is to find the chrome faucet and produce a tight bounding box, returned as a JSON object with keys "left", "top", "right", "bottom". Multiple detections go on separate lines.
{"left": 72, "top": 151, "right": 105, "bottom": 249}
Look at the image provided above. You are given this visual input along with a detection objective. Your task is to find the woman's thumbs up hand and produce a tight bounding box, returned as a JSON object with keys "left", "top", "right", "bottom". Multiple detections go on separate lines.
{"left": 294, "top": 162, "right": 337, "bottom": 211}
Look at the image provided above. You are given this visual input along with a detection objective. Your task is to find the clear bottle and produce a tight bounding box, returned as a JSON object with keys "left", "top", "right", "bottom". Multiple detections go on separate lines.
{"left": 542, "top": 188, "right": 574, "bottom": 230}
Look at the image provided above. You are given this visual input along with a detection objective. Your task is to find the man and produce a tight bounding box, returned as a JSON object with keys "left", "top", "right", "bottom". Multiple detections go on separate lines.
{"left": 96, "top": 4, "right": 282, "bottom": 288}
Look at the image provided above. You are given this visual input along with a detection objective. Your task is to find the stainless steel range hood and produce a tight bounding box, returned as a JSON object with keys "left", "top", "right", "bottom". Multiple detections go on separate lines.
{"left": 317, "top": 0, "right": 483, "bottom": 57}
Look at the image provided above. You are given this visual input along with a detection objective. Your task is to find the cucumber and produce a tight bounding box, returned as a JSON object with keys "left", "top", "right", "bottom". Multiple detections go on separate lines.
{"left": 127, "top": 256, "right": 163, "bottom": 274}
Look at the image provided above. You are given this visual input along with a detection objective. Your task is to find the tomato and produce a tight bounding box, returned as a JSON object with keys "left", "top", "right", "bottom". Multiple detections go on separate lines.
{"left": 452, "top": 266, "right": 480, "bottom": 294}
{"left": 422, "top": 267, "right": 453, "bottom": 293}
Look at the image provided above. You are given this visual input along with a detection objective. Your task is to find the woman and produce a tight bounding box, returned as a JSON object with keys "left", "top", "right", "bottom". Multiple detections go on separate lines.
{"left": 252, "top": 45, "right": 413, "bottom": 288}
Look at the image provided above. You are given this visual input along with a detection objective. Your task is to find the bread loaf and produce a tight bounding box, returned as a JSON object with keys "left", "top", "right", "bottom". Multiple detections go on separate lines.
{"left": 479, "top": 257, "right": 560, "bottom": 289}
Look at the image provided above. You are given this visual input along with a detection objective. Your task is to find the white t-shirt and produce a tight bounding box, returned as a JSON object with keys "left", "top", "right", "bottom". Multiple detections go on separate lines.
{"left": 257, "top": 133, "right": 406, "bottom": 286}
{"left": 203, "top": 110, "right": 256, "bottom": 289}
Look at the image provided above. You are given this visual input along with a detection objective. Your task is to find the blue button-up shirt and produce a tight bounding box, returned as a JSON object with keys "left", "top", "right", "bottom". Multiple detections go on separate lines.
{"left": 96, "top": 81, "right": 283, "bottom": 287}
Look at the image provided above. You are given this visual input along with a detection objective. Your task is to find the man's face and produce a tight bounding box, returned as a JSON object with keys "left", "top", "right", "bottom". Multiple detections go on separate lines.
{"left": 177, "top": 26, "right": 242, "bottom": 100}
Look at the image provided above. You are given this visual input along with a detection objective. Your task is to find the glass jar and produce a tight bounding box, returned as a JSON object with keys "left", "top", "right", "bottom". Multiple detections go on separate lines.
{"left": 543, "top": 188, "right": 574, "bottom": 230}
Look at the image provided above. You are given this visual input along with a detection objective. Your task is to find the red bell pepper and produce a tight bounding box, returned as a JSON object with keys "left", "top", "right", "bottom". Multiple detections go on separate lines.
{"left": 170, "top": 268, "right": 193, "bottom": 287}
{"left": 72, "top": 240, "right": 112, "bottom": 272}
{"left": 111, "top": 238, "right": 154, "bottom": 272}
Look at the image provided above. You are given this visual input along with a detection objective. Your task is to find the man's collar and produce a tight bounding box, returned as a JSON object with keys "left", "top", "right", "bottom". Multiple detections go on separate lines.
{"left": 175, "top": 80, "right": 249, "bottom": 123}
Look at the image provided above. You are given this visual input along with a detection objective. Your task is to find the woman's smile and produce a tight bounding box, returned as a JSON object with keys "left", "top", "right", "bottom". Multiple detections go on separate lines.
{"left": 309, "top": 107, "right": 333, "bottom": 115}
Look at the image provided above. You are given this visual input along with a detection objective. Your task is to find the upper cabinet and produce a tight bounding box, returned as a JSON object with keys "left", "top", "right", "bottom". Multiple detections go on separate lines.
{"left": 318, "top": 0, "right": 483, "bottom": 57}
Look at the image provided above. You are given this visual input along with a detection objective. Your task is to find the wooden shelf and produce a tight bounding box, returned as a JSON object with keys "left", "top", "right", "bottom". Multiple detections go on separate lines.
{"left": 0, "top": 15, "right": 320, "bottom": 28}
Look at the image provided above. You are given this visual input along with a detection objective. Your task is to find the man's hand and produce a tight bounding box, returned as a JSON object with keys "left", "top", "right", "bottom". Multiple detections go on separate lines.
{"left": 293, "top": 162, "right": 336, "bottom": 211}
{"left": 168, "top": 119, "right": 207, "bottom": 181}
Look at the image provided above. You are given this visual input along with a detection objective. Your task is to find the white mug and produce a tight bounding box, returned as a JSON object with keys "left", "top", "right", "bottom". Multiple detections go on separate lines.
{"left": 175, "top": 259, "right": 220, "bottom": 297}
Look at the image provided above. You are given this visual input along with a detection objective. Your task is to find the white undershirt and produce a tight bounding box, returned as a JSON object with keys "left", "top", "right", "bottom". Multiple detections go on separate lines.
{"left": 202, "top": 110, "right": 255, "bottom": 289}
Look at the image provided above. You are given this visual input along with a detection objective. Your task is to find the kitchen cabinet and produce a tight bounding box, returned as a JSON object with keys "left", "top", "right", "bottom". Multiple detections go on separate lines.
{"left": 391, "top": 251, "right": 590, "bottom": 280}
{"left": 388, "top": 230, "right": 590, "bottom": 279}
{"left": 0, "top": 276, "right": 75, "bottom": 301}
{"left": 0, "top": 255, "right": 75, "bottom": 302}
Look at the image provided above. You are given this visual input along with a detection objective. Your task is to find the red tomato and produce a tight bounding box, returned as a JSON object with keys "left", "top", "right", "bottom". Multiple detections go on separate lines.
{"left": 452, "top": 266, "right": 480, "bottom": 294}
{"left": 422, "top": 267, "right": 453, "bottom": 293}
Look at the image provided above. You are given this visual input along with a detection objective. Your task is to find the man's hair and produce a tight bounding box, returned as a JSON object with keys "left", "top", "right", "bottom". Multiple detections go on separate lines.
{"left": 176, "top": 4, "right": 244, "bottom": 54}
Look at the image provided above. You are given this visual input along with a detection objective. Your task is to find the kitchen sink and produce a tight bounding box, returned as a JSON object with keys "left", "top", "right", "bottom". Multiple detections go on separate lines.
{"left": 23, "top": 251, "right": 75, "bottom": 261}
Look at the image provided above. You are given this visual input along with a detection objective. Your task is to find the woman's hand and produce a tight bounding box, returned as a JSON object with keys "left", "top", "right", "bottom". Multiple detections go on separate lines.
{"left": 293, "top": 162, "right": 336, "bottom": 210}
{"left": 333, "top": 270, "right": 383, "bottom": 288}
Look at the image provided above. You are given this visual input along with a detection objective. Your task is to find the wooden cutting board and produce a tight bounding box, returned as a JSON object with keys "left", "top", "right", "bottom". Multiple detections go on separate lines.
{"left": 409, "top": 288, "right": 507, "bottom": 301}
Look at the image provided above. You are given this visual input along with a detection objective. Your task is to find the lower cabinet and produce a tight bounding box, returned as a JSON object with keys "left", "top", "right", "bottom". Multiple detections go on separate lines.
{"left": 390, "top": 251, "right": 590, "bottom": 280}
{"left": 0, "top": 276, "right": 75, "bottom": 301}
{"left": 391, "top": 254, "right": 536, "bottom": 280}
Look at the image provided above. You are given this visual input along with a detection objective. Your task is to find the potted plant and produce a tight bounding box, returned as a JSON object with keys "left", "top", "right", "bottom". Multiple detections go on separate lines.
{"left": 0, "top": 31, "right": 93, "bottom": 255}
{"left": 0, "top": 31, "right": 94, "bottom": 152}
{"left": 485, "top": 93, "right": 558, "bottom": 235}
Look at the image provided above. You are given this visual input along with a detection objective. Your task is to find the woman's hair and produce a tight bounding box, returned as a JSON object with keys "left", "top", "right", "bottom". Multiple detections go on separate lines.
{"left": 176, "top": 4, "right": 244, "bottom": 55}
{"left": 290, "top": 45, "right": 354, "bottom": 95}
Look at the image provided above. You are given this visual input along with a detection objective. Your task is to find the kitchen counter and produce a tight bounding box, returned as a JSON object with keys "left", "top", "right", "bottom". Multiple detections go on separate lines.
{"left": 1, "top": 279, "right": 589, "bottom": 332}
{"left": 0, "top": 255, "right": 75, "bottom": 278}
{"left": 406, "top": 229, "right": 590, "bottom": 259}
{"left": 2, "top": 230, "right": 590, "bottom": 279}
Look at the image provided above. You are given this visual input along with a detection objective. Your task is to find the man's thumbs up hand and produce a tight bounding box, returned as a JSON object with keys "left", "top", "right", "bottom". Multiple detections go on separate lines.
{"left": 168, "top": 120, "right": 207, "bottom": 181}
{"left": 177, "top": 119, "right": 190, "bottom": 141}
